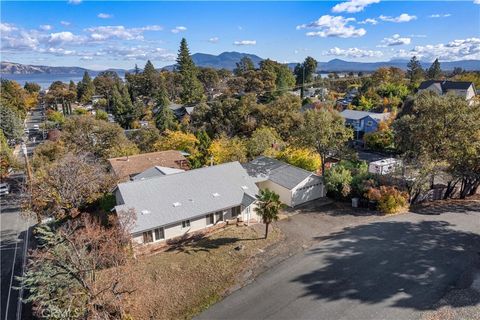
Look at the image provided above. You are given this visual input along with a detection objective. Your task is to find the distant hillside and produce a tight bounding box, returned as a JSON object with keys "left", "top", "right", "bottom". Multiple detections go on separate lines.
{"left": 2, "top": 56, "right": 479, "bottom": 76}
{"left": 0, "top": 61, "right": 92, "bottom": 75}
{"left": 164, "top": 51, "right": 264, "bottom": 71}
{"left": 310, "top": 59, "right": 480, "bottom": 72}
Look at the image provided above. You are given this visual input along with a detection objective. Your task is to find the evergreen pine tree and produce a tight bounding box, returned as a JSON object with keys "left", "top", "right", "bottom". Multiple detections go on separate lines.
{"left": 142, "top": 60, "right": 157, "bottom": 97}
{"left": 176, "top": 38, "right": 204, "bottom": 104}
{"left": 77, "top": 71, "right": 95, "bottom": 104}
{"left": 427, "top": 58, "right": 442, "bottom": 80}
{"left": 155, "top": 106, "right": 178, "bottom": 132}
{"left": 112, "top": 85, "right": 137, "bottom": 129}
{"left": 234, "top": 56, "right": 255, "bottom": 76}
{"left": 407, "top": 56, "right": 425, "bottom": 84}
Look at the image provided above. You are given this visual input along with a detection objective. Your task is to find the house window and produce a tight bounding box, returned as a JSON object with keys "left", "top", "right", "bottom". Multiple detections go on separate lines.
{"left": 206, "top": 213, "right": 214, "bottom": 225}
{"left": 215, "top": 211, "right": 223, "bottom": 223}
{"left": 231, "top": 206, "right": 241, "bottom": 217}
{"left": 143, "top": 230, "right": 153, "bottom": 243}
{"left": 154, "top": 228, "right": 164, "bottom": 241}
{"left": 182, "top": 220, "right": 191, "bottom": 228}
{"left": 367, "top": 121, "right": 373, "bottom": 126}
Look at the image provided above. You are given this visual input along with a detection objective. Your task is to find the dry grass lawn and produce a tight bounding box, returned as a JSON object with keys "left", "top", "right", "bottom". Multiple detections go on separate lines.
{"left": 119, "top": 224, "right": 282, "bottom": 320}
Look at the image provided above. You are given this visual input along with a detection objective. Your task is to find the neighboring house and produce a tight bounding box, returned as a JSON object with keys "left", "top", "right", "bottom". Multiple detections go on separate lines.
{"left": 166, "top": 103, "right": 196, "bottom": 121}
{"left": 243, "top": 156, "right": 326, "bottom": 207}
{"left": 108, "top": 150, "right": 189, "bottom": 182}
{"left": 418, "top": 80, "right": 476, "bottom": 102}
{"left": 114, "top": 162, "right": 260, "bottom": 245}
{"left": 340, "top": 110, "right": 391, "bottom": 139}
{"left": 132, "top": 166, "right": 185, "bottom": 181}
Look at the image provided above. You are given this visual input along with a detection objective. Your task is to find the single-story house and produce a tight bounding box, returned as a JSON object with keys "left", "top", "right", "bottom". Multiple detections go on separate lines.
{"left": 114, "top": 162, "right": 260, "bottom": 245}
{"left": 418, "top": 80, "right": 476, "bottom": 102}
{"left": 340, "top": 110, "right": 391, "bottom": 139}
{"left": 243, "top": 156, "right": 326, "bottom": 207}
{"left": 108, "top": 150, "right": 189, "bottom": 182}
{"left": 132, "top": 166, "right": 185, "bottom": 181}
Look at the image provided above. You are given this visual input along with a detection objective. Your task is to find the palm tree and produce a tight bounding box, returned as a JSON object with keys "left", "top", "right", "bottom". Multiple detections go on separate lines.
{"left": 254, "top": 189, "right": 284, "bottom": 239}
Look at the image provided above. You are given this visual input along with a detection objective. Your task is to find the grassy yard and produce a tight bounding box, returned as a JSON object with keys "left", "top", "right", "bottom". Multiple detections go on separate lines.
{"left": 118, "top": 224, "right": 282, "bottom": 319}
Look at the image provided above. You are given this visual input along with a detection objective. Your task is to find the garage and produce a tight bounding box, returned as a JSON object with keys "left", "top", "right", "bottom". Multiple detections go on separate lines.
{"left": 243, "top": 156, "right": 326, "bottom": 207}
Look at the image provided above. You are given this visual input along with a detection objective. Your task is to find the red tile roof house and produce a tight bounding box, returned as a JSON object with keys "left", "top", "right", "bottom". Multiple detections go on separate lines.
{"left": 107, "top": 150, "right": 189, "bottom": 182}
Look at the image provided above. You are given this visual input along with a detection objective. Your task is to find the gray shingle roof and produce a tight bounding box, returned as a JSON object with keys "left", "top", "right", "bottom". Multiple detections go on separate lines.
{"left": 132, "top": 166, "right": 184, "bottom": 181}
{"left": 243, "top": 156, "right": 316, "bottom": 190}
{"left": 418, "top": 80, "right": 474, "bottom": 91}
{"left": 340, "top": 110, "right": 391, "bottom": 122}
{"left": 115, "top": 162, "right": 258, "bottom": 234}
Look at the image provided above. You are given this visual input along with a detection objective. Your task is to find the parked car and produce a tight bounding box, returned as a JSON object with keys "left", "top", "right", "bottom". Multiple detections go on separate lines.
{"left": 0, "top": 182, "right": 11, "bottom": 195}
{"left": 33, "top": 124, "right": 40, "bottom": 130}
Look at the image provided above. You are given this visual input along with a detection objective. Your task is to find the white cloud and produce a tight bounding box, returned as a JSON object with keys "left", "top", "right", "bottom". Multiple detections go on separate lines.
{"left": 0, "top": 23, "right": 18, "bottom": 33}
{"left": 80, "top": 56, "right": 93, "bottom": 60}
{"left": 233, "top": 40, "right": 256, "bottom": 46}
{"left": 428, "top": 13, "right": 451, "bottom": 18}
{"left": 39, "top": 24, "right": 53, "bottom": 31}
{"left": 1, "top": 30, "right": 39, "bottom": 51}
{"left": 395, "top": 38, "right": 480, "bottom": 61}
{"left": 48, "top": 31, "right": 83, "bottom": 44}
{"left": 380, "top": 34, "right": 411, "bottom": 46}
{"left": 43, "top": 47, "right": 76, "bottom": 56}
{"left": 358, "top": 18, "right": 378, "bottom": 25}
{"left": 324, "top": 47, "right": 383, "bottom": 58}
{"left": 85, "top": 25, "right": 162, "bottom": 41}
{"left": 332, "top": 0, "right": 380, "bottom": 13}
{"left": 60, "top": 21, "right": 71, "bottom": 26}
{"left": 171, "top": 26, "right": 187, "bottom": 34}
{"left": 97, "top": 13, "right": 113, "bottom": 19}
{"left": 297, "top": 15, "right": 366, "bottom": 38}
{"left": 98, "top": 46, "right": 176, "bottom": 61}
{"left": 379, "top": 13, "right": 417, "bottom": 23}
{"left": 474, "top": 0, "right": 480, "bottom": 4}
{"left": 68, "top": 0, "right": 82, "bottom": 4}
{"left": 208, "top": 37, "right": 219, "bottom": 43}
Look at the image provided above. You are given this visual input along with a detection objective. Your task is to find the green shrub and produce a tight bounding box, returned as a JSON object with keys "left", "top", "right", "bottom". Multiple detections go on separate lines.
{"left": 324, "top": 165, "right": 352, "bottom": 198}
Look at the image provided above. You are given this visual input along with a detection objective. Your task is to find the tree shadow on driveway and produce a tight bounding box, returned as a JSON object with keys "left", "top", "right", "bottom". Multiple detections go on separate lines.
{"left": 292, "top": 220, "right": 480, "bottom": 311}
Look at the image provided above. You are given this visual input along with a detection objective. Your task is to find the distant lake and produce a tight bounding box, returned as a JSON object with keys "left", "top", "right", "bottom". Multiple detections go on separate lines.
{"left": 1, "top": 72, "right": 126, "bottom": 89}
{"left": 2, "top": 71, "right": 346, "bottom": 90}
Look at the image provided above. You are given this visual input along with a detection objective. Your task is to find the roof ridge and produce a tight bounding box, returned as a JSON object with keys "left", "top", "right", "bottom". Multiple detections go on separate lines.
{"left": 118, "top": 161, "right": 244, "bottom": 187}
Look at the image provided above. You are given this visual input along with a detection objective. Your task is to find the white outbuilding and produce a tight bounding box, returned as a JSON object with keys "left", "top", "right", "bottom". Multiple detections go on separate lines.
{"left": 368, "top": 158, "right": 402, "bottom": 175}
{"left": 243, "top": 157, "right": 326, "bottom": 207}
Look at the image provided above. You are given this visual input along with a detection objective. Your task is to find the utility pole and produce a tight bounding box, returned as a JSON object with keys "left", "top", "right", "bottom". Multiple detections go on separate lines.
{"left": 301, "top": 65, "right": 305, "bottom": 100}
{"left": 22, "top": 143, "right": 40, "bottom": 224}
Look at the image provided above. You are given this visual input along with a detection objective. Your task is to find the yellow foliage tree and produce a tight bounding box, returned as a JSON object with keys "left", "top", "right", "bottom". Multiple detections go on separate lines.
{"left": 208, "top": 136, "right": 247, "bottom": 164}
{"left": 155, "top": 130, "right": 199, "bottom": 156}
{"left": 276, "top": 147, "right": 321, "bottom": 172}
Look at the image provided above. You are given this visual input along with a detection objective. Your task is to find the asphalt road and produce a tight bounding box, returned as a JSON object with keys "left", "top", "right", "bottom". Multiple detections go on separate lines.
{"left": 1, "top": 175, "right": 32, "bottom": 320}
{"left": 198, "top": 209, "right": 480, "bottom": 320}
{"left": 1, "top": 105, "right": 43, "bottom": 320}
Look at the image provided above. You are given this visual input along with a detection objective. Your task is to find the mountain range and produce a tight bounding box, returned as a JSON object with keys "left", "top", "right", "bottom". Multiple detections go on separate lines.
{"left": 1, "top": 52, "right": 479, "bottom": 75}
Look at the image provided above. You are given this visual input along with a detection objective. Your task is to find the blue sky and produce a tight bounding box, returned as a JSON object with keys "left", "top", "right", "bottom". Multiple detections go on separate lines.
{"left": 1, "top": 1, "right": 479, "bottom": 70}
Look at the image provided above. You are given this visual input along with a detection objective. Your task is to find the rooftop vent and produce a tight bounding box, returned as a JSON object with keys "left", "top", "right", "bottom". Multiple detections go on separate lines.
{"left": 141, "top": 210, "right": 151, "bottom": 215}
{"left": 212, "top": 193, "right": 220, "bottom": 197}
{"left": 173, "top": 202, "right": 181, "bottom": 207}
{"left": 241, "top": 185, "right": 248, "bottom": 190}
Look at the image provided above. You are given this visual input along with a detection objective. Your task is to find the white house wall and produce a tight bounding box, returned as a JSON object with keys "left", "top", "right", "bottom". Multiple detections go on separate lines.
{"left": 257, "top": 180, "right": 293, "bottom": 207}
{"left": 131, "top": 205, "right": 257, "bottom": 245}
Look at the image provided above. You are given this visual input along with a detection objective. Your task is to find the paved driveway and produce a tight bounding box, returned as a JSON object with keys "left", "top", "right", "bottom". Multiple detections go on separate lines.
{"left": 198, "top": 204, "right": 480, "bottom": 320}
